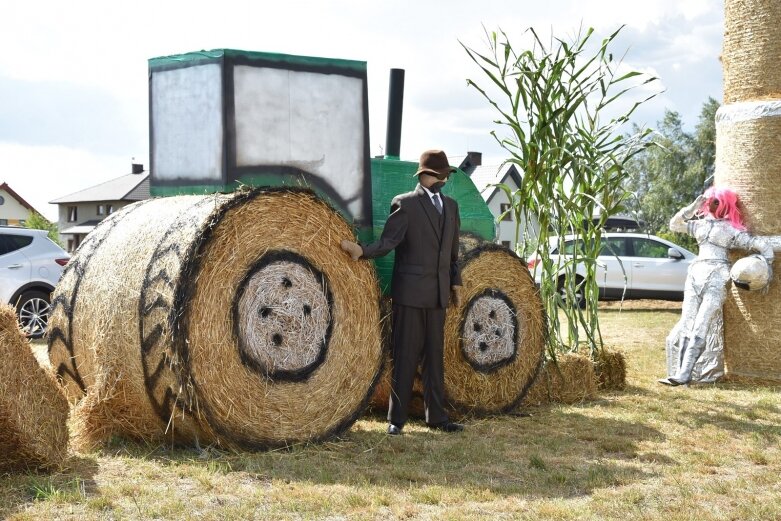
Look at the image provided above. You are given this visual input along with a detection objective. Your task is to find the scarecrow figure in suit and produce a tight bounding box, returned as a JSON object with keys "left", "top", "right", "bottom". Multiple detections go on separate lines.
{"left": 341, "top": 150, "right": 465, "bottom": 435}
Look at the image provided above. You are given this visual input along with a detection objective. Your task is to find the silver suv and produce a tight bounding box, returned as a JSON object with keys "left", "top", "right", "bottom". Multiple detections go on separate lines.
{"left": 529, "top": 232, "right": 697, "bottom": 304}
{"left": 0, "top": 227, "right": 70, "bottom": 337}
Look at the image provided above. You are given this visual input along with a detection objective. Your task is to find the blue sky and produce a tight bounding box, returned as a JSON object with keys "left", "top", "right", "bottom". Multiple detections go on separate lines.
{"left": 0, "top": 0, "right": 723, "bottom": 220}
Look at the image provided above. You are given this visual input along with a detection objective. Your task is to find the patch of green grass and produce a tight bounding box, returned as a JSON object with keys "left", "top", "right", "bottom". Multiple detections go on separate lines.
{"left": 26, "top": 477, "right": 85, "bottom": 504}
{"left": 528, "top": 454, "right": 547, "bottom": 470}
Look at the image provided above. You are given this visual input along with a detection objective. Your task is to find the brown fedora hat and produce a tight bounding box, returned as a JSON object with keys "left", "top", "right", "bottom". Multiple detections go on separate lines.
{"left": 414, "top": 149, "right": 457, "bottom": 177}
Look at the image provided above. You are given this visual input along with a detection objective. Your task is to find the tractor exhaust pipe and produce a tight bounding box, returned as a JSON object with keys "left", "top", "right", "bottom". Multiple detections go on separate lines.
{"left": 385, "top": 68, "right": 405, "bottom": 159}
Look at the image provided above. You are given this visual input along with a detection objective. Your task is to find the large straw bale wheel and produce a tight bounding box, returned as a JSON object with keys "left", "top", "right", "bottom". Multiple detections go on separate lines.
{"left": 370, "top": 245, "right": 545, "bottom": 417}
{"left": 0, "top": 304, "right": 69, "bottom": 470}
{"left": 47, "top": 187, "right": 383, "bottom": 449}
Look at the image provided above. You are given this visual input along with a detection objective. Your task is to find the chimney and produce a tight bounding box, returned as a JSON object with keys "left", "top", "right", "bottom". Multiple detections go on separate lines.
{"left": 132, "top": 163, "right": 144, "bottom": 174}
{"left": 458, "top": 151, "right": 482, "bottom": 175}
{"left": 385, "top": 68, "right": 405, "bottom": 159}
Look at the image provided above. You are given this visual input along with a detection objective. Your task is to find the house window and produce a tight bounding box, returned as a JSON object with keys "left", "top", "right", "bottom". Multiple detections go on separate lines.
{"left": 501, "top": 241, "right": 511, "bottom": 248}
{"left": 97, "top": 204, "right": 105, "bottom": 215}
{"left": 499, "top": 203, "right": 512, "bottom": 222}
{"left": 68, "top": 206, "right": 78, "bottom": 222}
{"left": 107, "top": 204, "right": 115, "bottom": 215}
{"left": 19, "top": 219, "right": 25, "bottom": 226}
{"left": 0, "top": 219, "right": 7, "bottom": 226}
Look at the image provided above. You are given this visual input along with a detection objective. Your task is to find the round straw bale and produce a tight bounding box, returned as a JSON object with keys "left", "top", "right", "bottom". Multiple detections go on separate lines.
{"left": 723, "top": 0, "right": 781, "bottom": 103}
{"left": 49, "top": 188, "right": 383, "bottom": 449}
{"left": 593, "top": 349, "right": 627, "bottom": 391}
{"left": 522, "top": 353, "right": 598, "bottom": 407}
{"left": 0, "top": 304, "right": 69, "bottom": 471}
{"left": 443, "top": 244, "right": 546, "bottom": 414}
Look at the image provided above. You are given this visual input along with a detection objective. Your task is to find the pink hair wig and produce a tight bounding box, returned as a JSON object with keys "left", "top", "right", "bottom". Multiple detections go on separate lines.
{"left": 699, "top": 187, "right": 746, "bottom": 231}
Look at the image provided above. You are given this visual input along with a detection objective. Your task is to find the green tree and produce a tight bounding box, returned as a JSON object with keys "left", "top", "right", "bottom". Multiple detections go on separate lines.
{"left": 25, "top": 211, "right": 63, "bottom": 246}
{"left": 626, "top": 98, "right": 719, "bottom": 250}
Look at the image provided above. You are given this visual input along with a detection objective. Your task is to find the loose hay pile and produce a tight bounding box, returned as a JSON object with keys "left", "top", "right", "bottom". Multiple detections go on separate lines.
{"left": 522, "top": 353, "right": 598, "bottom": 407}
{"left": 0, "top": 304, "right": 69, "bottom": 470}
{"left": 48, "top": 188, "right": 383, "bottom": 450}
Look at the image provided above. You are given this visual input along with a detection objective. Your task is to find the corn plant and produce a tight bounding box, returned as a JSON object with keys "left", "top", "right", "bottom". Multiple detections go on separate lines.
{"left": 463, "top": 26, "right": 658, "bottom": 356}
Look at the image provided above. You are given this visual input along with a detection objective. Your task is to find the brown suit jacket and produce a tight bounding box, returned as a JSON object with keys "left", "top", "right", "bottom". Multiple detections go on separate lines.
{"left": 361, "top": 185, "right": 461, "bottom": 308}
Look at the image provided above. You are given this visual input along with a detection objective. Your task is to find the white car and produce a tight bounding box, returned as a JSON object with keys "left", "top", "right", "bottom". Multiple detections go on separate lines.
{"left": 0, "top": 227, "right": 70, "bottom": 337}
{"left": 528, "top": 232, "right": 696, "bottom": 304}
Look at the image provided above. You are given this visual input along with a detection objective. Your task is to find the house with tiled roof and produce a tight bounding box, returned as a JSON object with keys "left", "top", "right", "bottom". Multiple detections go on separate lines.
{"left": 49, "top": 164, "right": 149, "bottom": 252}
{"left": 0, "top": 182, "right": 41, "bottom": 226}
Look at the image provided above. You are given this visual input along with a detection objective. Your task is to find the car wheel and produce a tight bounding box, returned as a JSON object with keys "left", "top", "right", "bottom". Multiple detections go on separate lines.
{"left": 17, "top": 290, "right": 51, "bottom": 339}
{"left": 558, "top": 276, "right": 586, "bottom": 309}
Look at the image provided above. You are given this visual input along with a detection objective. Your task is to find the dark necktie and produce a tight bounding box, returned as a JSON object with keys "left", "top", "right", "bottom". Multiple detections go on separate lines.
{"left": 432, "top": 194, "right": 442, "bottom": 214}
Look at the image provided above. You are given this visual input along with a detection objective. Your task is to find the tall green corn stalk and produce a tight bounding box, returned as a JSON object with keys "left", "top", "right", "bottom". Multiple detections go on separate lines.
{"left": 463, "top": 26, "right": 658, "bottom": 357}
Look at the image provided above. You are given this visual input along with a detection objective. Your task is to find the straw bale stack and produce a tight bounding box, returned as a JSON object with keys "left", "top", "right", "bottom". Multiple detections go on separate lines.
{"left": 0, "top": 304, "right": 69, "bottom": 470}
{"left": 722, "top": 0, "right": 781, "bottom": 103}
{"left": 716, "top": 0, "right": 781, "bottom": 381}
{"left": 443, "top": 244, "right": 545, "bottom": 414}
{"left": 48, "top": 188, "right": 383, "bottom": 449}
{"left": 522, "top": 353, "right": 598, "bottom": 407}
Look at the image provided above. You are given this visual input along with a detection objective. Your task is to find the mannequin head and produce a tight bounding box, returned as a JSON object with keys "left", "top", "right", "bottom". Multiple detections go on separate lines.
{"left": 700, "top": 186, "right": 746, "bottom": 231}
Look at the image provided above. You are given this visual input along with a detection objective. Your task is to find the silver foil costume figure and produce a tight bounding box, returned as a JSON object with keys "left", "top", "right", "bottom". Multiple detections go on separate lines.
{"left": 659, "top": 191, "right": 773, "bottom": 386}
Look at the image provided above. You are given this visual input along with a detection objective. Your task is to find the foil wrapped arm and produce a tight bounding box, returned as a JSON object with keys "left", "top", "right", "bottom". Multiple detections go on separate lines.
{"left": 732, "top": 233, "right": 774, "bottom": 263}
{"left": 669, "top": 195, "right": 707, "bottom": 234}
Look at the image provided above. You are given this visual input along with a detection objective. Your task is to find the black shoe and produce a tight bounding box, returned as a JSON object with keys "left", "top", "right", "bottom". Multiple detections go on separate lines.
{"left": 428, "top": 421, "right": 464, "bottom": 433}
{"left": 387, "top": 423, "right": 403, "bottom": 435}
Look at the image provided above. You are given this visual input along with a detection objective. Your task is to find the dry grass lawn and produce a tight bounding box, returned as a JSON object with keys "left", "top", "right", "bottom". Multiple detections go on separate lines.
{"left": 2, "top": 302, "right": 780, "bottom": 520}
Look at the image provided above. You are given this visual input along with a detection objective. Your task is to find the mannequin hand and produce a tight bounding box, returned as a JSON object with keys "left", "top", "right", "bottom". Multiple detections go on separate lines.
{"left": 683, "top": 194, "right": 707, "bottom": 219}
{"left": 340, "top": 240, "right": 363, "bottom": 261}
{"left": 450, "top": 285, "right": 464, "bottom": 307}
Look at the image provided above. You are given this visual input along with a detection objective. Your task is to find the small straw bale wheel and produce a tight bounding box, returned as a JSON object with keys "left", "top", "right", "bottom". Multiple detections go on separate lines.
{"left": 443, "top": 244, "right": 546, "bottom": 414}
{"left": 48, "top": 187, "right": 383, "bottom": 449}
{"left": 0, "top": 304, "right": 69, "bottom": 470}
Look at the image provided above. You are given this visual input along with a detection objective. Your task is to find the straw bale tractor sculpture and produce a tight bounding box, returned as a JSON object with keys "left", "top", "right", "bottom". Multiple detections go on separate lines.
{"left": 47, "top": 49, "right": 545, "bottom": 449}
